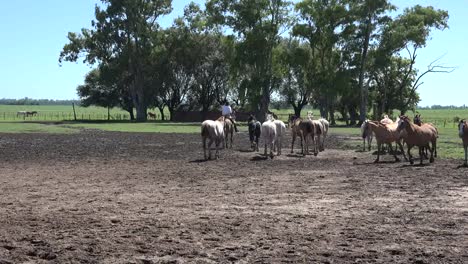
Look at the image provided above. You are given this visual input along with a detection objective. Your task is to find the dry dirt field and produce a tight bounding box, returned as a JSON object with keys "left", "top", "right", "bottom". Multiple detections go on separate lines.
{"left": 0, "top": 130, "right": 467, "bottom": 263}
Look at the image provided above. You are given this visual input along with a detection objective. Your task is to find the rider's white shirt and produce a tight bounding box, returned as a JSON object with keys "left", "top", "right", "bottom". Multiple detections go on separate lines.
{"left": 222, "top": 105, "right": 232, "bottom": 116}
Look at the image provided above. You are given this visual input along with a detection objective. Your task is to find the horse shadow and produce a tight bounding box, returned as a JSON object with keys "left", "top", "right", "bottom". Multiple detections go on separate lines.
{"left": 239, "top": 149, "right": 255, "bottom": 153}
{"left": 250, "top": 155, "right": 269, "bottom": 161}
{"left": 189, "top": 159, "right": 209, "bottom": 163}
{"left": 286, "top": 153, "right": 305, "bottom": 158}
{"left": 455, "top": 164, "right": 468, "bottom": 169}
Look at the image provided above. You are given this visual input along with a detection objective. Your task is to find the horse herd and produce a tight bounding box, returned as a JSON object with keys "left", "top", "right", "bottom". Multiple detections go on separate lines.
{"left": 201, "top": 112, "right": 468, "bottom": 167}
{"left": 201, "top": 112, "right": 329, "bottom": 161}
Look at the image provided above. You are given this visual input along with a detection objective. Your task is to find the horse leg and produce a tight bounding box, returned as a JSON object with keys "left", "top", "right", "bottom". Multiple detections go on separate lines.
{"left": 429, "top": 141, "right": 435, "bottom": 163}
{"left": 418, "top": 146, "right": 424, "bottom": 165}
{"left": 215, "top": 139, "right": 220, "bottom": 160}
{"left": 264, "top": 140, "right": 268, "bottom": 157}
{"left": 433, "top": 140, "right": 437, "bottom": 158}
{"left": 313, "top": 135, "right": 318, "bottom": 156}
{"left": 398, "top": 141, "right": 408, "bottom": 161}
{"left": 390, "top": 143, "right": 400, "bottom": 162}
{"left": 464, "top": 146, "right": 468, "bottom": 167}
{"left": 407, "top": 145, "right": 414, "bottom": 165}
{"left": 270, "top": 141, "right": 274, "bottom": 159}
{"left": 208, "top": 139, "right": 214, "bottom": 160}
{"left": 230, "top": 130, "right": 233, "bottom": 149}
{"left": 363, "top": 138, "right": 366, "bottom": 152}
{"left": 203, "top": 137, "right": 207, "bottom": 160}
{"left": 277, "top": 137, "right": 281, "bottom": 156}
{"left": 374, "top": 143, "right": 380, "bottom": 163}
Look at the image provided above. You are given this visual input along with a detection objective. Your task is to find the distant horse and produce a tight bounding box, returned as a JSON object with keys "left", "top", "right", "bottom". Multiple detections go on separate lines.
{"left": 147, "top": 112, "right": 156, "bottom": 119}
{"left": 248, "top": 115, "right": 261, "bottom": 151}
{"left": 224, "top": 118, "right": 235, "bottom": 148}
{"left": 262, "top": 114, "right": 277, "bottom": 159}
{"left": 201, "top": 116, "right": 225, "bottom": 160}
{"left": 458, "top": 120, "right": 468, "bottom": 167}
{"left": 28, "top": 111, "right": 38, "bottom": 116}
{"left": 17, "top": 111, "right": 28, "bottom": 118}
{"left": 306, "top": 112, "right": 325, "bottom": 152}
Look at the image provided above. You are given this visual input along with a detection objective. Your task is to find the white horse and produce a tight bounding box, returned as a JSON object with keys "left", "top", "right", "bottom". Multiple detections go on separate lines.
{"left": 201, "top": 116, "right": 225, "bottom": 160}
{"left": 262, "top": 114, "right": 277, "bottom": 159}
{"left": 270, "top": 116, "right": 286, "bottom": 156}
{"left": 361, "top": 119, "right": 373, "bottom": 151}
{"left": 380, "top": 114, "right": 393, "bottom": 125}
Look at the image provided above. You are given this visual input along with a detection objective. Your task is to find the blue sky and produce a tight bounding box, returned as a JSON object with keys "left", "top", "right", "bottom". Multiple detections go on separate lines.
{"left": 0, "top": 0, "right": 465, "bottom": 107}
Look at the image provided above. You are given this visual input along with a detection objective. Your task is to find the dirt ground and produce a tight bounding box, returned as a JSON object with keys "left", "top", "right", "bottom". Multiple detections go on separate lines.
{"left": 0, "top": 130, "right": 467, "bottom": 264}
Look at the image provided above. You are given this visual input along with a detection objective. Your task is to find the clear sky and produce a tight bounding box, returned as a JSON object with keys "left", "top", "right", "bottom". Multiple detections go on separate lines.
{"left": 0, "top": 0, "right": 465, "bottom": 107}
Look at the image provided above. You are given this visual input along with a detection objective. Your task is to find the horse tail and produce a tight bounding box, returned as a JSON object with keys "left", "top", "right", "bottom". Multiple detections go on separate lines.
{"left": 201, "top": 124, "right": 209, "bottom": 138}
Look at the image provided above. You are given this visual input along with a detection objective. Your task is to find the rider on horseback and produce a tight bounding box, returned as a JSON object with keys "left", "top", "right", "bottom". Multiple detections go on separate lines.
{"left": 221, "top": 101, "right": 239, "bottom": 132}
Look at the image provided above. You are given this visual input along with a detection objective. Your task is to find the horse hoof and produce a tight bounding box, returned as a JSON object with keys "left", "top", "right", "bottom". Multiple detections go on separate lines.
{"left": 410, "top": 160, "right": 414, "bottom": 165}
{"left": 395, "top": 158, "right": 400, "bottom": 162}
{"left": 314, "top": 153, "right": 318, "bottom": 156}
{"left": 430, "top": 158, "right": 434, "bottom": 163}
{"left": 374, "top": 160, "right": 379, "bottom": 163}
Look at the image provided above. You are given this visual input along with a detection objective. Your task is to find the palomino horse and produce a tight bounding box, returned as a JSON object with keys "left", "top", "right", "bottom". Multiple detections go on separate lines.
{"left": 248, "top": 115, "right": 261, "bottom": 151}
{"left": 224, "top": 118, "right": 235, "bottom": 149}
{"left": 201, "top": 116, "right": 225, "bottom": 160}
{"left": 397, "top": 116, "right": 437, "bottom": 165}
{"left": 363, "top": 120, "right": 407, "bottom": 163}
{"left": 458, "top": 120, "right": 468, "bottom": 167}
{"left": 269, "top": 115, "right": 286, "bottom": 156}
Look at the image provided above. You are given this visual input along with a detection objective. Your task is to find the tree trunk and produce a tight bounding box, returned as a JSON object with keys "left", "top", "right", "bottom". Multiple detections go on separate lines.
{"left": 358, "top": 16, "right": 372, "bottom": 125}
{"left": 107, "top": 106, "right": 110, "bottom": 121}
{"left": 293, "top": 105, "right": 302, "bottom": 118}
{"left": 158, "top": 106, "right": 165, "bottom": 121}
{"left": 349, "top": 105, "right": 358, "bottom": 126}
{"left": 128, "top": 109, "right": 135, "bottom": 121}
{"left": 168, "top": 107, "right": 175, "bottom": 121}
{"left": 257, "top": 82, "right": 271, "bottom": 123}
{"left": 329, "top": 107, "right": 335, "bottom": 125}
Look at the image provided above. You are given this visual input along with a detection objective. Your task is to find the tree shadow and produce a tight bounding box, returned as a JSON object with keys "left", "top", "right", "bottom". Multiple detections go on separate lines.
{"left": 238, "top": 149, "right": 255, "bottom": 153}
{"left": 456, "top": 164, "right": 468, "bottom": 169}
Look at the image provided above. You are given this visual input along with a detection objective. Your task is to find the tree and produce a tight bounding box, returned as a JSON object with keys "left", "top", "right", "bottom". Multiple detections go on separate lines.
{"left": 77, "top": 69, "right": 120, "bottom": 120}
{"left": 206, "top": 0, "right": 293, "bottom": 121}
{"left": 59, "top": 0, "right": 172, "bottom": 121}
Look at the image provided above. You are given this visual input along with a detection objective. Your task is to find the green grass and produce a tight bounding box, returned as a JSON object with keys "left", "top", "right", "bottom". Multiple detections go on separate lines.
{"left": 0, "top": 122, "right": 77, "bottom": 134}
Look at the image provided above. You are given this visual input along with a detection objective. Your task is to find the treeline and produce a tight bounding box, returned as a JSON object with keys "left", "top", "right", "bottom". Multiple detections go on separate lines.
{"left": 418, "top": 105, "right": 468, "bottom": 110}
{"left": 0, "top": 98, "right": 79, "bottom": 106}
{"left": 59, "top": 0, "right": 450, "bottom": 123}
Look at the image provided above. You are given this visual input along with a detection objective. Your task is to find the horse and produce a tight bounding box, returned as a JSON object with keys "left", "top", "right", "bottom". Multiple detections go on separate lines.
{"left": 380, "top": 114, "right": 393, "bottom": 125}
{"left": 397, "top": 115, "right": 437, "bottom": 165}
{"left": 412, "top": 114, "right": 438, "bottom": 159}
{"left": 361, "top": 119, "right": 373, "bottom": 151}
{"left": 248, "top": 115, "right": 261, "bottom": 151}
{"left": 267, "top": 115, "right": 287, "bottom": 156}
{"left": 224, "top": 117, "right": 235, "bottom": 149}
{"left": 318, "top": 117, "right": 329, "bottom": 151}
{"left": 306, "top": 112, "right": 325, "bottom": 152}
{"left": 288, "top": 115, "right": 317, "bottom": 156}
{"left": 363, "top": 120, "right": 407, "bottom": 163}
{"left": 147, "top": 112, "right": 157, "bottom": 119}
{"left": 458, "top": 120, "right": 468, "bottom": 167}
{"left": 17, "top": 111, "right": 27, "bottom": 118}
{"left": 261, "top": 115, "right": 277, "bottom": 159}
{"left": 201, "top": 116, "right": 225, "bottom": 160}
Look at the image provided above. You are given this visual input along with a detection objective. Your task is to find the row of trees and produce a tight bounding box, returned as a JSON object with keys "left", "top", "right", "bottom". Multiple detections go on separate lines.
{"left": 59, "top": 0, "right": 450, "bottom": 124}
{"left": 0, "top": 98, "right": 79, "bottom": 105}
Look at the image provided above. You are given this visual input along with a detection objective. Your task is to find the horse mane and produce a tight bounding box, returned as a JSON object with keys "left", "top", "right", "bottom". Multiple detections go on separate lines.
{"left": 216, "top": 116, "right": 225, "bottom": 122}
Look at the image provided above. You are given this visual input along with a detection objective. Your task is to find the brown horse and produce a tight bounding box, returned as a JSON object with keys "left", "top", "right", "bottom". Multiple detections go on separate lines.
{"left": 288, "top": 115, "right": 317, "bottom": 156}
{"left": 397, "top": 116, "right": 437, "bottom": 165}
{"left": 147, "top": 112, "right": 157, "bottom": 119}
{"left": 224, "top": 118, "right": 235, "bottom": 148}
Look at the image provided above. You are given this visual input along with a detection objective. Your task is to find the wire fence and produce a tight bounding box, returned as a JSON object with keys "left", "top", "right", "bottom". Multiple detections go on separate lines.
{"left": 0, "top": 112, "right": 134, "bottom": 121}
